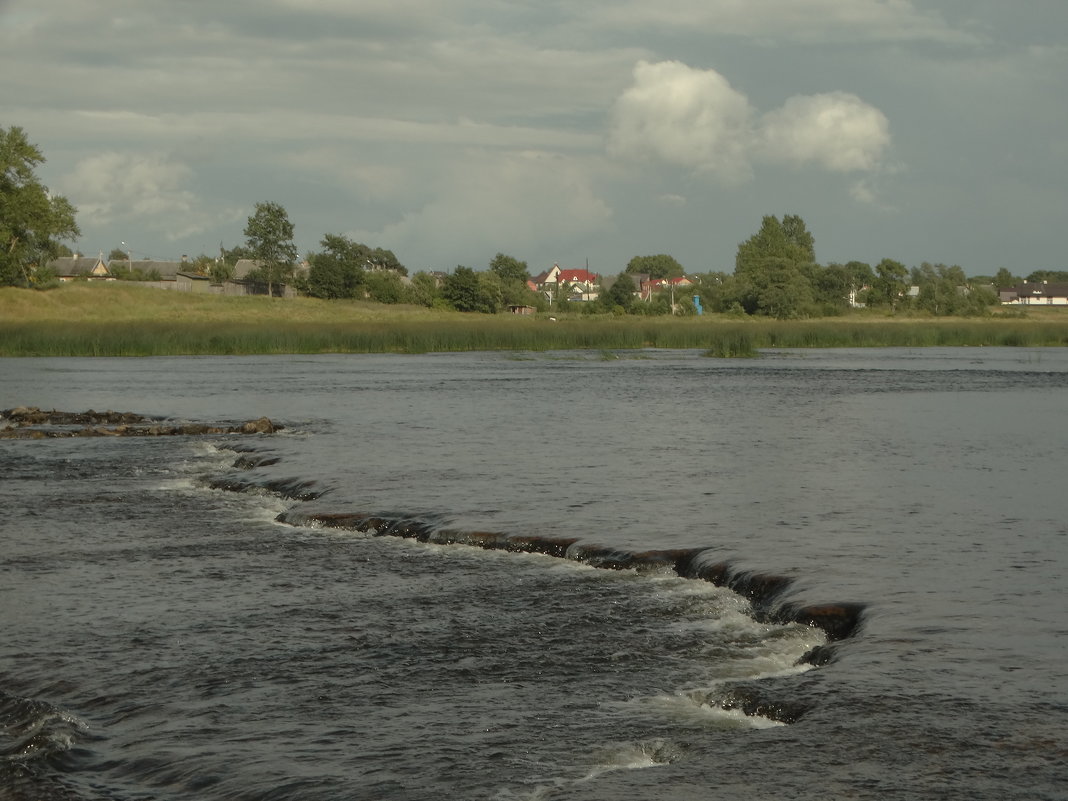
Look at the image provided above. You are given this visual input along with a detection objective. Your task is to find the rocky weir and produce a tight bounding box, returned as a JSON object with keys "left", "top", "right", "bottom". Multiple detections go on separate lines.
{"left": 0, "top": 407, "right": 282, "bottom": 439}
{"left": 274, "top": 508, "right": 865, "bottom": 648}
{"left": 3, "top": 406, "right": 866, "bottom": 704}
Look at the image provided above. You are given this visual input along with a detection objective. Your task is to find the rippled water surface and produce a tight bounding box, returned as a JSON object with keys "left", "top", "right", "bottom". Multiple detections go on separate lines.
{"left": 1, "top": 348, "right": 1066, "bottom": 800}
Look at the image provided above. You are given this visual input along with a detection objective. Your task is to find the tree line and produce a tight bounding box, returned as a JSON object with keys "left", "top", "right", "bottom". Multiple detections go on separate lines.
{"left": 2, "top": 125, "right": 1056, "bottom": 317}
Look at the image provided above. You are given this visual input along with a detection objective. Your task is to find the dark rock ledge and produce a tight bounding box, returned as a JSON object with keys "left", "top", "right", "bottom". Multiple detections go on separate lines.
{"left": 0, "top": 407, "right": 281, "bottom": 439}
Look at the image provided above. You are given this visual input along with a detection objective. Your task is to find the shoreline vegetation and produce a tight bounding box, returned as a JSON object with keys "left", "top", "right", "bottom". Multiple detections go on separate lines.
{"left": 2, "top": 284, "right": 1067, "bottom": 358}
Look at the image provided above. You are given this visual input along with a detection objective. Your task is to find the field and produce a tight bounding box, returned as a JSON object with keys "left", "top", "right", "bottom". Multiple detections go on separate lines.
{"left": 2, "top": 283, "right": 1067, "bottom": 357}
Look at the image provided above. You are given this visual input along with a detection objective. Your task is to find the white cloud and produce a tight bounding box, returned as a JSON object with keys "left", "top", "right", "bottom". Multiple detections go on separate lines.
{"left": 607, "top": 61, "right": 754, "bottom": 183}
{"left": 608, "top": 61, "right": 892, "bottom": 188}
{"left": 60, "top": 152, "right": 232, "bottom": 243}
{"left": 757, "top": 92, "right": 891, "bottom": 172}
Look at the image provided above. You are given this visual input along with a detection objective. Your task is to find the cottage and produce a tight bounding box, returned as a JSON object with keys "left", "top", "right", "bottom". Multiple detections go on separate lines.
{"left": 49, "top": 255, "right": 112, "bottom": 282}
{"left": 532, "top": 264, "right": 599, "bottom": 303}
{"left": 999, "top": 282, "right": 1068, "bottom": 305}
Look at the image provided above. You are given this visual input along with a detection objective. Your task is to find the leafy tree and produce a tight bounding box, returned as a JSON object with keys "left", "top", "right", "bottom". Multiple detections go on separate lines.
{"left": 909, "top": 262, "right": 994, "bottom": 316}
{"left": 243, "top": 201, "right": 298, "bottom": 296}
{"left": 364, "top": 270, "right": 405, "bottom": 304}
{"left": 0, "top": 126, "right": 80, "bottom": 287}
{"left": 993, "top": 268, "right": 1019, "bottom": 288}
{"left": 365, "top": 246, "right": 407, "bottom": 276}
{"left": 781, "top": 214, "right": 816, "bottom": 262}
{"left": 441, "top": 266, "right": 504, "bottom": 313}
{"left": 753, "top": 260, "right": 815, "bottom": 319}
{"left": 306, "top": 233, "right": 367, "bottom": 299}
{"left": 209, "top": 260, "right": 235, "bottom": 283}
{"left": 108, "top": 247, "right": 129, "bottom": 261}
{"left": 488, "top": 252, "right": 541, "bottom": 308}
{"left": 869, "top": 258, "right": 909, "bottom": 310}
{"left": 489, "top": 252, "right": 530, "bottom": 284}
{"left": 476, "top": 271, "right": 503, "bottom": 313}
{"left": 406, "top": 271, "right": 443, "bottom": 307}
{"left": 600, "top": 272, "right": 637, "bottom": 313}
{"left": 735, "top": 214, "right": 815, "bottom": 277}
{"left": 442, "top": 266, "right": 482, "bottom": 312}
{"left": 625, "top": 254, "right": 685, "bottom": 279}
{"left": 1025, "top": 269, "right": 1068, "bottom": 283}
{"left": 733, "top": 214, "right": 819, "bottom": 317}
{"left": 181, "top": 254, "right": 215, "bottom": 277}
{"left": 813, "top": 261, "right": 873, "bottom": 311}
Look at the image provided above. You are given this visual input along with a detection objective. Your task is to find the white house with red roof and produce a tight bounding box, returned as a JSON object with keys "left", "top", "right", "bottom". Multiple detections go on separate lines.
{"left": 530, "top": 263, "right": 600, "bottom": 303}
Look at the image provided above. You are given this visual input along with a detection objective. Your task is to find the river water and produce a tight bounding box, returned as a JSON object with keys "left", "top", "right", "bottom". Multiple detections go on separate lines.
{"left": 1, "top": 348, "right": 1065, "bottom": 800}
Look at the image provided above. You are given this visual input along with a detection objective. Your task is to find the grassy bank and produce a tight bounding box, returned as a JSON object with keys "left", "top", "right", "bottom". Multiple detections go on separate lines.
{"left": 2, "top": 283, "right": 1067, "bottom": 356}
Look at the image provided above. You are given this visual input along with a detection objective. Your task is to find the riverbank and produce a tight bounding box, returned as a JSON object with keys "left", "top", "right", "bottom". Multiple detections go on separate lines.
{"left": 2, "top": 283, "right": 1066, "bottom": 356}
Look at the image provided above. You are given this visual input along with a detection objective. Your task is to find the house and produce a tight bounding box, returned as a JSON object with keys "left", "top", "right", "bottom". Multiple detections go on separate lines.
{"left": 639, "top": 275, "right": 693, "bottom": 302}
{"left": 531, "top": 264, "right": 600, "bottom": 303}
{"left": 508, "top": 304, "right": 536, "bottom": 315}
{"left": 999, "top": 282, "right": 1068, "bottom": 305}
{"left": 529, "top": 264, "right": 562, "bottom": 300}
{"left": 49, "top": 255, "right": 112, "bottom": 282}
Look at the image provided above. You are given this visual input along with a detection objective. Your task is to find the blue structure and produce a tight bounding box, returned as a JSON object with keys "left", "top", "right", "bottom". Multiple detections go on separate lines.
{"left": 693, "top": 295, "right": 703, "bottom": 315}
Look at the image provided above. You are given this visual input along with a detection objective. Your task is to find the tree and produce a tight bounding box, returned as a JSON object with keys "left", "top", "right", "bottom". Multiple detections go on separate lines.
{"left": 441, "top": 266, "right": 502, "bottom": 313}
{"left": 0, "top": 126, "right": 80, "bottom": 287}
{"left": 108, "top": 247, "right": 129, "bottom": 262}
{"left": 489, "top": 252, "right": 529, "bottom": 284}
{"left": 442, "top": 266, "right": 482, "bottom": 312}
{"left": 781, "top": 214, "right": 816, "bottom": 262}
{"left": 306, "top": 233, "right": 367, "bottom": 299}
{"left": 733, "top": 214, "right": 819, "bottom": 317}
{"left": 364, "top": 270, "right": 405, "bottom": 304}
{"left": 1025, "top": 269, "right": 1068, "bottom": 283}
{"left": 815, "top": 261, "right": 873, "bottom": 311}
{"left": 407, "top": 271, "right": 443, "bottom": 307}
{"left": 625, "top": 254, "right": 685, "bottom": 279}
{"left": 243, "top": 201, "right": 297, "bottom": 296}
{"left": 869, "top": 258, "right": 909, "bottom": 310}
{"left": 735, "top": 214, "right": 815, "bottom": 277}
{"left": 365, "top": 246, "right": 407, "bottom": 276}
{"left": 993, "top": 267, "right": 1019, "bottom": 288}
{"left": 600, "top": 273, "right": 637, "bottom": 313}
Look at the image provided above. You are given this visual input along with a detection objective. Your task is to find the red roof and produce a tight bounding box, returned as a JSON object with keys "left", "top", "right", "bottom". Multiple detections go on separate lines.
{"left": 558, "top": 268, "right": 597, "bottom": 283}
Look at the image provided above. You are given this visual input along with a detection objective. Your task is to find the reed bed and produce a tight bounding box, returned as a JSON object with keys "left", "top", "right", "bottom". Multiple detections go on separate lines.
{"left": 2, "top": 317, "right": 1067, "bottom": 357}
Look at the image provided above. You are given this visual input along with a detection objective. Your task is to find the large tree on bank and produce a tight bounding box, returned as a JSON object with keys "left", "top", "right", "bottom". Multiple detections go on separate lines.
{"left": 0, "top": 126, "right": 80, "bottom": 287}
{"left": 733, "top": 214, "right": 817, "bottom": 318}
{"left": 243, "top": 201, "right": 298, "bottom": 296}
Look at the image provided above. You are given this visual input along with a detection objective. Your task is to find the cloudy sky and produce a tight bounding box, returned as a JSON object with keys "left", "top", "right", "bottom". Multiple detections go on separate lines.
{"left": 2, "top": 0, "right": 1066, "bottom": 276}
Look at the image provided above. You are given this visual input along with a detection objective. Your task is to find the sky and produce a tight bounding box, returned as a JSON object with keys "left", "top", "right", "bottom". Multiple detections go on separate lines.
{"left": 2, "top": 0, "right": 1066, "bottom": 277}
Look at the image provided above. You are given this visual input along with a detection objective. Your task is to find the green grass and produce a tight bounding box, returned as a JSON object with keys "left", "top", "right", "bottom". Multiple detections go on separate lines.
{"left": 2, "top": 283, "right": 1067, "bottom": 356}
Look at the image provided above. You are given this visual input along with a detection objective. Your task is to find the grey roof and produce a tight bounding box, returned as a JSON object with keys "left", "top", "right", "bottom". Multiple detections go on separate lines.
{"left": 47, "top": 256, "right": 108, "bottom": 276}
{"left": 126, "top": 259, "right": 181, "bottom": 279}
{"left": 1003, "top": 282, "right": 1068, "bottom": 298}
{"left": 233, "top": 259, "right": 261, "bottom": 279}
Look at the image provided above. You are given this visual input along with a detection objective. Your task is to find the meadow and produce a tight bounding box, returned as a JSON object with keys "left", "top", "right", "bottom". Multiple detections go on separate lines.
{"left": 2, "top": 283, "right": 1067, "bottom": 357}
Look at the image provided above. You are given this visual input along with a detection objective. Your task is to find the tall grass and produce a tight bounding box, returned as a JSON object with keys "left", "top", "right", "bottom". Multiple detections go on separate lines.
{"left": 2, "top": 318, "right": 1067, "bottom": 357}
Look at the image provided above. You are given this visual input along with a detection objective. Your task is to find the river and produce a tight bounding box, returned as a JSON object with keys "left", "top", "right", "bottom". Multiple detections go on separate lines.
{"left": 1, "top": 348, "right": 1065, "bottom": 799}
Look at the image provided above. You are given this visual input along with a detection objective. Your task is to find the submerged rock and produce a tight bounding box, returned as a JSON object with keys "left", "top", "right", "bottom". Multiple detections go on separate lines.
{"left": 0, "top": 407, "right": 283, "bottom": 439}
